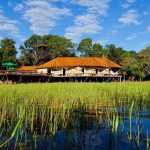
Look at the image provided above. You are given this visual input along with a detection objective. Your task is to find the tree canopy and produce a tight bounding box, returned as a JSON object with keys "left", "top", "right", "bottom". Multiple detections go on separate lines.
{"left": 19, "top": 34, "right": 75, "bottom": 65}
{"left": 77, "top": 38, "right": 93, "bottom": 56}
{"left": 0, "top": 38, "right": 17, "bottom": 67}
{"left": 138, "top": 46, "right": 150, "bottom": 75}
{"left": 77, "top": 38, "right": 104, "bottom": 57}
{"left": 106, "top": 44, "right": 124, "bottom": 64}
{"left": 0, "top": 35, "right": 149, "bottom": 80}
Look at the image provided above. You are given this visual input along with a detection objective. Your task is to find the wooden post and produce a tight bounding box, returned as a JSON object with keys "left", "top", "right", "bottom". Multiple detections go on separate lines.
{"left": 119, "top": 76, "right": 122, "bottom": 82}
{"left": 19, "top": 76, "right": 22, "bottom": 83}
{"left": 6, "top": 71, "right": 8, "bottom": 84}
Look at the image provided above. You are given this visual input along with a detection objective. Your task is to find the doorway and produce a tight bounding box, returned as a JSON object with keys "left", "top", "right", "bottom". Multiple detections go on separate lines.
{"left": 96, "top": 68, "right": 98, "bottom": 75}
{"left": 48, "top": 69, "right": 51, "bottom": 74}
{"left": 63, "top": 68, "right": 66, "bottom": 76}
{"left": 82, "top": 68, "right": 84, "bottom": 75}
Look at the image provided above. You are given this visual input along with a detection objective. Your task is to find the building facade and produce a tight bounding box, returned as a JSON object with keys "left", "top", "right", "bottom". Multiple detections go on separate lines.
{"left": 36, "top": 57, "right": 122, "bottom": 77}
{"left": 0, "top": 57, "right": 122, "bottom": 83}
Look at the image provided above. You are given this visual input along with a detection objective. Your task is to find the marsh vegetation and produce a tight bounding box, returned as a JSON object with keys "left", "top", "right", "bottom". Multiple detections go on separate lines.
{"left": 0, "top": 82, "right": 150, "bottom": 150}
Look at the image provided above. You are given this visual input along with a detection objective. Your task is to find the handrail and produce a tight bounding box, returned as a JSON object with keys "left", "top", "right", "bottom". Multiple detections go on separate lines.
{"left": 0, "top": 70, "right": 122, "bottom": 77}
{"left": 0, "top": 70, "right": 51, "bottom": 76}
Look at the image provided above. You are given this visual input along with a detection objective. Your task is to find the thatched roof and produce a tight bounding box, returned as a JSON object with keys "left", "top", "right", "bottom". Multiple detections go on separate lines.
{"left": 38, "top": 57, "right": 122, "bottom": 69}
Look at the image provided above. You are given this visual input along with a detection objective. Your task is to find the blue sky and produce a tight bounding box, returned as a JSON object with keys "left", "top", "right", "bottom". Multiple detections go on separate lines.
{"left": 0, "top": 0, "right": 150, "bottom": 54}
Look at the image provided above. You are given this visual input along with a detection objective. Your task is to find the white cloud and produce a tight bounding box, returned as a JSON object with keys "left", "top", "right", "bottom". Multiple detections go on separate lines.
{"left": 139, "top": 41, "right": 149, "bottom": 46}
{"left": 0, "top": 24, "right": 19, "bottom": 34}
{"left": 0, "top": 7, "right": 3, "bottom": 13}
{"left": 121, "top": 3, "right": 130, "bottom": 9}
{"left": 126, "top": 34, "right": 137, "bottom": 40}
{"left": 65, "top": 14, "right": 102, "bottom": 42}
{"left": 126, "top": 27, "right": 150, "bottom": 41}
{"left": 0, "top": 8, "right": 19, "bottom": 34}
{"left": 143, "top": 11, "right": 149, "bottom": 16}
{"left": 147, "top": 26, "right": 150, "bottom": 31}
{"left": 127, "top": 0, "right": 136, "bottom": 4}
{"left": 51, "top": 0, "right": 69, "bottom": 2}
{"left": 112, "top": 30, "right": 118, "bottom": 33}
{"left": 95, "top": 39, "right": 108, "bottom": 45}
{"left": 22, "top": 0, "right": 71, "bottom": 35}
{"left": 72, "top": 0, "right": 110, "bottom": 16}
{"left": 0, "top": 7, "right": 26, "bottom": 41}
{"left": 118, "top": 10, "right": 140, "bottom": 25}
{"left": 8, "top": 1, "right": 13, "bottom": 7}
{"left": 122, "top": 0, "right": 136, "bottom": 8}
{"left": 13, "top": 4, "right": 24, "bottom": 12}
{"left": 65, "top": 0, "right": 110, "bottom": 41}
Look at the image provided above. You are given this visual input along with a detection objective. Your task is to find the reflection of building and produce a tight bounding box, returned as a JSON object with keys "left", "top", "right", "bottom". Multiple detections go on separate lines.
{"left": 37, "top": 57, "right": 122, "bottom": 77}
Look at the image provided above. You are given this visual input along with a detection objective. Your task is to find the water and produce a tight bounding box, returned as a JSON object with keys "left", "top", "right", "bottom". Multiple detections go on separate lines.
{"left": 1, "top": 104, "right": 150, "bottom": 150}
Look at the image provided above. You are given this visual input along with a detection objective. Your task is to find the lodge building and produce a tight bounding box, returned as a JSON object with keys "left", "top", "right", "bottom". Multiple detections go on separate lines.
{"left": 0, "top": 57, "right": 122, "bottom": 83}
{"left": 37, "top": 57, "right": 122, "bottom": 76}
{"left": 7, "top": 57, "right": 123, "bottom": 82}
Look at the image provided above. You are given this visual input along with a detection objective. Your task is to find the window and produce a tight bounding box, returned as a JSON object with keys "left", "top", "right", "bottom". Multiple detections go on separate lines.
{"left": 48, "top": 69, "right": 51, "bottom": 74}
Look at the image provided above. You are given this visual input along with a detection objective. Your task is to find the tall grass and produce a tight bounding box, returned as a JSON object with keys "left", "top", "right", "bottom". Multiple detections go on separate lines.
{"left": 0, "top": 82, "right": 150, "bottom": 149}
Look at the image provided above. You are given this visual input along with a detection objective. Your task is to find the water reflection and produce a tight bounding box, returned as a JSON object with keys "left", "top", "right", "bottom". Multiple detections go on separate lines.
{"left": 1, "top": 104, "right": 150, "bottom": 150}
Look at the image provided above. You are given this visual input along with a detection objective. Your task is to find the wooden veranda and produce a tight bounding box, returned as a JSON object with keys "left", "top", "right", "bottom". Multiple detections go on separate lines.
{"left": 0, "top": 70, "right": 122, "bottom": 83}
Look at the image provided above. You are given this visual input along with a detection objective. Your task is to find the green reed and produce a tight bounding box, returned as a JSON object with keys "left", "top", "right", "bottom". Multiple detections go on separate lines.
{"left": 0, "top": 82, "right": 150, "bottom": 148}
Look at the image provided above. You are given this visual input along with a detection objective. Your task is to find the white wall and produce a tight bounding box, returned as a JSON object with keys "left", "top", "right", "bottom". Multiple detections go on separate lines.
{"left": 37, "top": 67, "right": 120, "bottom": 76}
{"left": 67, "top": 67, "right": 82, "bottom": 76}
{"left": 51, "top": 68, "right": 63, "bottom": 76}
{"left": 84, "top": 67, "right": 96, "bottom": 75}
{"left": 37, "top": 69, "right": 47, "bottom": 74}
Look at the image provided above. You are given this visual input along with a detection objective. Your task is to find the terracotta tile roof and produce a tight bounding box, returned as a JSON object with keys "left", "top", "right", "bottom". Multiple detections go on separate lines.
{"left": 18, "top": 66, "right": 37, "bottom": 71}
{"left": 38, "top": 57, "right": 122, "bottom": 69}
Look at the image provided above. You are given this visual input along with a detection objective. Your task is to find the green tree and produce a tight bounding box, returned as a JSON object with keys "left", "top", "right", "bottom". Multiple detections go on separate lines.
{"left": 138, "top": 46, "right": 150, "bottom": 76}
{"left": 91, "top": 43, "right": 103, "bottom": 57}
{"left": 77, "top": 38, "right": 93, "bottom": 56}
{"left": 19, "top": 34, "right": 75, "bottom": 65}
{"left": 128, "top": 50, "right": 138, "bottom": 57}
{"left": 0, "top": 38, "right": 17, "bottom": 64}
{"left": 45, "top": 35, "right": 75, "bottom": 58}
{"left": 19, "top": 35, "right": 42, "bottom": 65}
{"left": 106, "top": 44, "right": 124, "bottom": 64}
{"left": 120, "top": 52, "right": 145, "bottom": 79}
{"left": 0, "top": 47, "right": 2, "bottom": 67}
{"left": 18, "top": 51, "right": 35, "bottom": 66}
